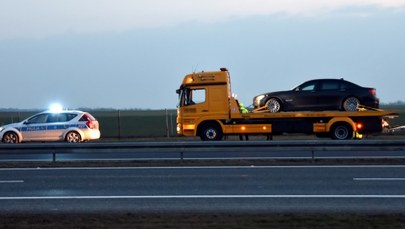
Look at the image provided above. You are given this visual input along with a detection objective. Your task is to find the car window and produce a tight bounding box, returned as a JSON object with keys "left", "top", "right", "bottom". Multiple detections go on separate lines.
{"left": 65, "top": 113, "right": 78, "bottom": 121}
{"left": 299, "top": 82, "right": 316, "bottom": 91}
{"left": 27, "top": 114, "right": 48, "bottom": 124}
{"left": 320, "top": 81, "right": 340, "bottom": 91}
{"left": 84, "top": 113, "right": 97, "bottom": 121}
{"left": 45, "top": 113, "right": 77, "bottom": 123}
{"left": 47, "top": 114, "right": 60, "bottom": 123}
{"left": 79, "top": 113, "right": 96, "bottom": 122}
{"left": 183, "top": 88, "right": 206, "bottom": 106}
{"left": 57, "top": 114, "right": 68, "bottom": 122}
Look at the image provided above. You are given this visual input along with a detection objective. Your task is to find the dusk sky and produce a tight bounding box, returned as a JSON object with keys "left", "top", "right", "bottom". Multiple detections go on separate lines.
{"left": 1, "top": 0, "right": 405, "bottom": 109}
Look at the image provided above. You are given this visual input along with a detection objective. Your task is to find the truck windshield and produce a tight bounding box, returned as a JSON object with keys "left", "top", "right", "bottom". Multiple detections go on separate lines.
{"left": 177, "top": 88, "right": 184, "bottom": 107}
{"left": 177, "top": 87, "right": 192, "bottom": 107}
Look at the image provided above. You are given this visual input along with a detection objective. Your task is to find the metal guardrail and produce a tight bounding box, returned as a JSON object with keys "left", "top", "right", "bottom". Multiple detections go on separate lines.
{"left": 0, "top": 140, "right": 405, "bottom": 162}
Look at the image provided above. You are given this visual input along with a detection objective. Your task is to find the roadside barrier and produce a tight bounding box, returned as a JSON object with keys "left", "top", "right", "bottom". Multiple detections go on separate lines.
{"left": 0, "top": 140, "right": 405, "bottom": 162}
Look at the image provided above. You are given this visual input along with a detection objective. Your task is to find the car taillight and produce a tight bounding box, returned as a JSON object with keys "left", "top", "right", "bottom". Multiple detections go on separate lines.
{"left": 86, "top": 120, "right": 98, "bottom": 129}
{"left": 369, "top": 89, "right": 376, "bottom": 96}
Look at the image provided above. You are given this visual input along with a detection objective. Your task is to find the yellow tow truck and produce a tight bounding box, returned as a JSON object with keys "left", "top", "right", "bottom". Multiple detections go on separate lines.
{"left": 176, "top": 68, "right": 398, "bottom": 140}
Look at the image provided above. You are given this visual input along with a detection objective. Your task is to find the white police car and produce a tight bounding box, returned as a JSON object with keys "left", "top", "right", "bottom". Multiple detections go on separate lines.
{"left": 0, "top": 110, "right": 101, "bottom": 143}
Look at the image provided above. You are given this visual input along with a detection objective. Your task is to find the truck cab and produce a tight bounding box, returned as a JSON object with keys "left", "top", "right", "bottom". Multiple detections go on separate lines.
{"left": 176, "top": 68, "right": 236, "bottom": 139}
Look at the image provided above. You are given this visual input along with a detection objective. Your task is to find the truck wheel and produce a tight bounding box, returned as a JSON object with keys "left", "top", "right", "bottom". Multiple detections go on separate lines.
{"left": 331, "top": 123, "right": 353, "bottom": 140}
{"left": 2, "top": 131, "right": 19, "bottom": 143}
{"left": 343, "top": 97, "right": 360, "bottom": 111}
{"left": 266, "top": 98, "right": 281, "bottom": 113}
{"left": 200, "top": 123, "right": 223, "bottom": 141}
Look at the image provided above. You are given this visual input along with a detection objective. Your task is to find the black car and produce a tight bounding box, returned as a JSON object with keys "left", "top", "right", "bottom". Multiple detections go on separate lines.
{"left": 253, "top": 78, "right": 379, "bottom": 112}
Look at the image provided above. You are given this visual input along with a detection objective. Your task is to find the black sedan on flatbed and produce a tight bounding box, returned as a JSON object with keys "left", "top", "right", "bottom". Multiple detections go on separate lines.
{"left": 253, "top": 78, "right": 379, "bottom": 112}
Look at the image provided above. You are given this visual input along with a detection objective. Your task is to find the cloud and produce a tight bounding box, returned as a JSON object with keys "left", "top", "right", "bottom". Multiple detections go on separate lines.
{"left": 0, "top": 0, "right": 405, "bottom": 40}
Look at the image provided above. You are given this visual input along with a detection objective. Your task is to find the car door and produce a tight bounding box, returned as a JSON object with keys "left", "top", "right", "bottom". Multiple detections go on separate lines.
{"left": 316, "top": 80, "right": 344, "bottom": 110}
{"left": 46, "top": 113, "right": 67, "bottom": 140}
{"left": 289, "top": 81, "right": 319, "bottom": 111}
{"left": 20, "top": 113, "right": 49, "bottom": 141}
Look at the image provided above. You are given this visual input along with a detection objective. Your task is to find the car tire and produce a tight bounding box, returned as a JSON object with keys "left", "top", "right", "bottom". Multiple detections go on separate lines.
{"left": 200, "top": 123, "right": 223, "bottom": 141}
{"left": 266, "top": 98, "right": 282, "bottom": 113}
{"left": 331, "top": 123, "right": 353, "bottom": 140}
{"left": 343, "top": 97, "right": 360, "bottom": 111}
{"left": 2, "top": 131, "right": 19, "bottom": 143}
{"left": 65, "top": 131, "right": 81, "bottom": 143}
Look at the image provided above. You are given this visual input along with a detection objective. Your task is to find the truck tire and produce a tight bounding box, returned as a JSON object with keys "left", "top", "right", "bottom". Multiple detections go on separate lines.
{"left": 200, "top": 123, "right": 223, "bottom": 141}
{"left": 331, "top": 123, "right": 353, "bottom": 140}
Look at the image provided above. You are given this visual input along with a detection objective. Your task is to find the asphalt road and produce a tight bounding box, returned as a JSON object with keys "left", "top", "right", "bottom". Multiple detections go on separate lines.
{"left": 1, "top": 165, "right": 405, "bottom": 214}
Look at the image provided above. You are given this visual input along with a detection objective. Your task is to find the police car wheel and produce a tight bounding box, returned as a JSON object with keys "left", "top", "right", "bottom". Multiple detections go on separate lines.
{"left": 66, "top": 131, "right": 81, "bottom": 143}
{"left": 2, "top": 131, "right": 19, "bottom": 143}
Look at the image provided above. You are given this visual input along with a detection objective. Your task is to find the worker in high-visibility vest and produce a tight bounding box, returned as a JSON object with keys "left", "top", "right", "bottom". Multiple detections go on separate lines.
{"left": 239, "top": 102, "right": 249, "bottom": 114}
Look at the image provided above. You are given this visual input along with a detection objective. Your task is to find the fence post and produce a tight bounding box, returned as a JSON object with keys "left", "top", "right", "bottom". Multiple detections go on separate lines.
{"left": 170, "top": 111, "right": 174, "bottom": 136}
{"left": 165, "top": 109, "right": 170, "bottom": 138}
{"left": 118, "top": 110, "right": 121, "bottom": 139}
{"left": 52, "top": 147, "right": 56, "bottom": 163}
{"left": 312, "top": 150, "right": 315, "bottom": 163}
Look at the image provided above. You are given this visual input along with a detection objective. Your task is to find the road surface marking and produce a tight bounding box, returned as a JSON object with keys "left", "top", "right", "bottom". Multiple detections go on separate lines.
{"left": 2, "top": 195, "right": 405, "bottom": 200}
{"left": 2, "top": 165, "right": 405, "bottom": 171}
{"left": 354, "top": 178, "right": 405, "bottom": 181}
{"left": 0, "top": 180, "right": 24, "bottom": 183}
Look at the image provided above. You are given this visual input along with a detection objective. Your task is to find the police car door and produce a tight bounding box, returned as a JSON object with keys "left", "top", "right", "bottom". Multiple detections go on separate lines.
{"left": 46, "top": 113, "right": 67, "bottom": 140}
{"left": 21, "top": 113, "right": 49, "bottom": 141}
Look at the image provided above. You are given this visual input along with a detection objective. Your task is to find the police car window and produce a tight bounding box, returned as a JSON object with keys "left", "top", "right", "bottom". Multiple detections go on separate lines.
{"left": 57, "top": 114, "right": 68, "bottom": 122}
{"left": 46, "top": 114, "right": 70, "bottom": 123}
{"left": 66, "top": 113, "right": 77, "bottom": 121}
{"left": 79, "top": 114, "right": 90, "bottom": 122}
{"left": 47, "top": 114, "right": 59, "bottom": 123}
{"left": 28, "top": 114, "right": 48, "bottom": 124}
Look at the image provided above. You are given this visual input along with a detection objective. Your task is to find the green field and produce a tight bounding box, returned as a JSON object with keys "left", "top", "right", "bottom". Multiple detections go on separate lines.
{"left": 0, "top": 105, "right": 404, "bottom": 139}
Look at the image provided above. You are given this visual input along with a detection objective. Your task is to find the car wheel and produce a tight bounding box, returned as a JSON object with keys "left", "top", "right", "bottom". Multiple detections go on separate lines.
{"left": 65, "top": 131, "right": 81, "bottom": 143}
{"left": 331, "top": 123, "right": 353, "bottom": 140}
{"left": 2, "top": 131, "right": 19, "bottom": 143}
{"left": 266, "top": 98, "right": 281, "bottom": 113}
{"left": 200, "top": 123, "right": 223, "bottom": 141}
{"left": 343, "top": 97, "right": 360, "bottom": 111}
